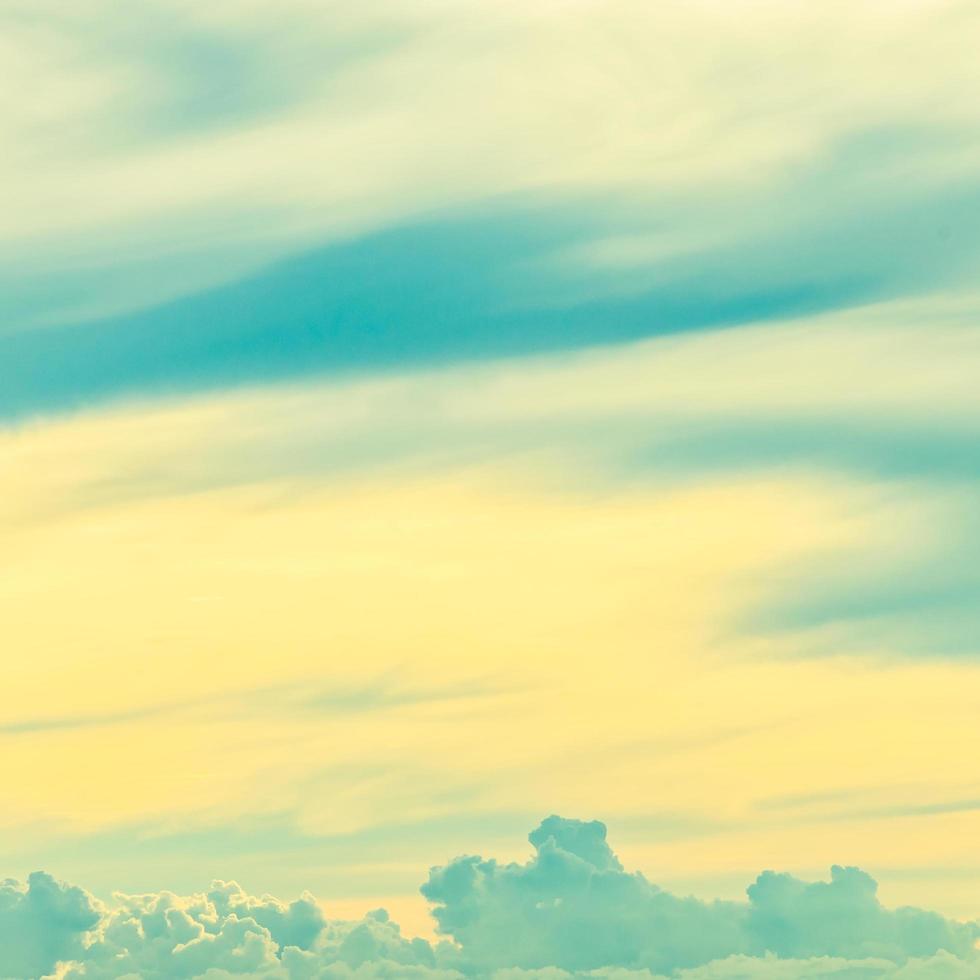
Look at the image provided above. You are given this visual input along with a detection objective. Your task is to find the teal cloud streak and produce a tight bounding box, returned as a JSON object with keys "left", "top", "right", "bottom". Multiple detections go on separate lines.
{"left": 4, "top": 149, "right": 980, "bottom": 422}
{"left": 738, "top": 488, "right": 980, "bottom": 660}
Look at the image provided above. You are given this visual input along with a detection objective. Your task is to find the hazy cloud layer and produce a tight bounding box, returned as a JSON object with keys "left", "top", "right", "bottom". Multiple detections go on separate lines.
{"left": 3, "top": 817, "right": 976, "bottom": 979}
{"left": 5, "top": 0, "right": 980, "bottom": 400}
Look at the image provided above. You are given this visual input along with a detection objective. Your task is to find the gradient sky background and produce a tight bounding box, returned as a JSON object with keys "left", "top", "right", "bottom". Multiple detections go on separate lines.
{"left": 3, "top": 0, "right": 980, "bottom": 949}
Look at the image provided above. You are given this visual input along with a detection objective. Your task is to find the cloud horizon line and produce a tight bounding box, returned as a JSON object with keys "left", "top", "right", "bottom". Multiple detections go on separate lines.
{"left": 3, "top": 814, "right": 977, "bottom": 979}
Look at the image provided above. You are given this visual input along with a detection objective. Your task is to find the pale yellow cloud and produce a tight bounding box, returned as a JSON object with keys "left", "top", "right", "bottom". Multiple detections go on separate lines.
{"left": 0, "top": 465, "right": 841, "bottom": 820}
{"left": 4, "top": 454, "right": 980, "bottom": 918}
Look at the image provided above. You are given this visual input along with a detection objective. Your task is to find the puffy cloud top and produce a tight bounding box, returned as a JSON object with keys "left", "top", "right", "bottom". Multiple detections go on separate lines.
{"left": 422, "top": 817, "right": 978, "bottom": 976}
{"left": 1, "top": 817, "right": 977, "bottom": 979}
{"left": 0, "top": 872, "right": 102, "bottom": 978}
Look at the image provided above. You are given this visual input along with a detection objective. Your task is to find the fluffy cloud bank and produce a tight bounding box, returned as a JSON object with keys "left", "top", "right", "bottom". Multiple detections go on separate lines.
{"left": 3, "top": 817, "right": 977, "bottom": 979}
{"left": 423, "top": 817, "right": 978, "bottom": 977}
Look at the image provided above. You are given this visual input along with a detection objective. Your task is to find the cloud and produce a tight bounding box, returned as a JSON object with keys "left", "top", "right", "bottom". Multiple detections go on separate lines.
{"left": 62, "top": 882, "right": 325, "bottom": 978}
{"left": 57, "top": 888, "right": 448, "bottom": 979}
{"left": 5, "top": 0, "right": 980, "bottom": 339}
{"left": 492, "top": 958, "right": 980, "bottom": 980}
{"left": 7, "top": 284, "right": 977, "bottom": 664}
{"left": 422, "top": 817, "right": 978, "bottom": 975}
{"left": 8, "top": 291, "right": 979, "bottom": 518}
{"left": 0, "top": 872, "right": 102, "bottom": 979}
{"left": 3, "top": 817, "right": 976, "bottom": 979}
{"left": 6, "top": 170, "right": 980, "bottom": 421}
{"left": 0, "top": 673, "right": 512, "bottom": 743}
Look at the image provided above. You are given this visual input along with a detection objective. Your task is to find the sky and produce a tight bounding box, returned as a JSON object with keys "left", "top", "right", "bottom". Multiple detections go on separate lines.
{"left": 2, "top": 1, "right": 980, "bottom": 977}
